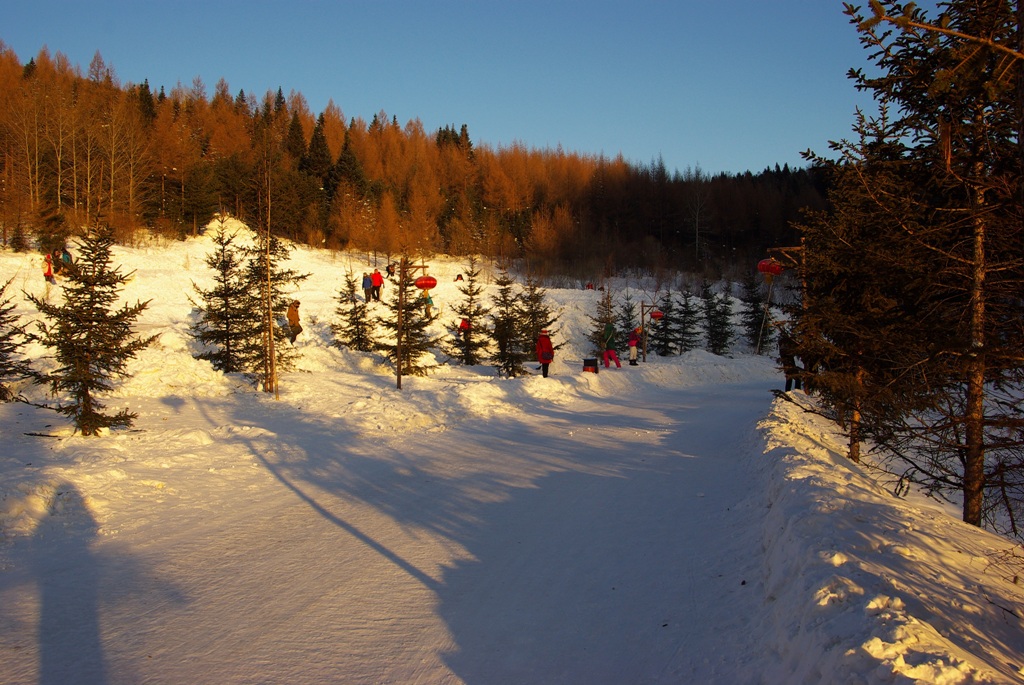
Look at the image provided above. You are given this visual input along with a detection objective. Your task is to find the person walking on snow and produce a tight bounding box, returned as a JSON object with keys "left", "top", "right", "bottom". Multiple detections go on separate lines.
{"left": 777, "top": 325, "right": 802, "bottom": 392}
{"left": 628, "top": 326, "right": 641, "bottom": 366}
{"left": 536, "top": 329, "right": 554, "bottom": 378}
{"left": 602, "top": 322, "right": 621, "bottom": 368}
{"left": 421, "top": 289, "right": 434, "bottom": 318}
{"left": 361, "top": 272, "right": 373, "bottom": 302}
{"left": 43, "top": 253, "right": 56, "bottom": 284}
{"left": 286, "top": 300, "right": 302, "bottom": 343}
{"left": 371, "top": 269, "right": 384, "bottom": 301}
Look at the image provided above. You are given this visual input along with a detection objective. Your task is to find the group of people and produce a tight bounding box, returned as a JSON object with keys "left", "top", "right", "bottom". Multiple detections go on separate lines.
{"left": 532, "top": 322, "right": 644, "bottom": 378}
{"left": 360, "top": 269, "right": 385, "bottom": 302}
{"left": 42, "top": 246, "right": 74, "bottom": 284}
{"left": 776, "top": 324, "right": 821, "bottom": 393}
{"left": 598, "top": 322, "right": 643, "bottom": 369}
{"left": 278, "top": 266, "right": 643, "bottom": 375}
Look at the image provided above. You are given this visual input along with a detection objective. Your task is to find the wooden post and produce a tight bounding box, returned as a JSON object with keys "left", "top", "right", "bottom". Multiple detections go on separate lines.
{"left": 264, "top": 157, "right": 278, "bottom": 399}
{"left": 639, "top": 301, "right": 655, "bottom": 362}
{"left": 396, "top": 258, "right": 406, "bottom": 390}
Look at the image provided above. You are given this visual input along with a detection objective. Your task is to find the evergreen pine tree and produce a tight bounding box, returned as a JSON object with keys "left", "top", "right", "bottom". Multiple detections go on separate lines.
{"left": 738, "top": 269, "right": 774, "bottom": 354}
{"left": 615, "top": 291, "right": 639, "bottom": 354}
{"left": 804, "top": 2, "right": 1024, "bottom": 531}
{"left": 330, "top": 130, "right": 370, "bottom": 199}
{"left": 10, "top": 222, "right": 29, "bottom": 252}
{"left": 647, "top": 291, "right": 678, "bottom": 356}
{"left": 190, "top": 227, "right": 257, "bottom": 373}
{"left": 331, "top": 272, "right": 376, "bottom": 352}
{"left": 701, "top": 280, "right": 733, "bottom": 356}
{"left": 795, "top": 155, "right": 923, "bottom": 463}
{"left": 37, "top": 210, "right": 71, "bottom": 257}
{"left": 300, "top": 114, "right": 333, "bottom": 182}
{"left": 285, "top": 112, "right": 306, "bottom": 161}
{"left": 446, "top": 256, "right": 491, "bottom": 365}
{"left": 376, "top": 259, "right": 438, "bottom": 377}
{"left": 0, "top": 277, "right": 32, "bottom": 401}
{"left": 520, "top": 274, "right": 558, "bottom": 361}
{"left": 26, "top": 228, "right": 156, "bottom": 435}
{"left": 588, "top": 288, "right": 616, "bottom": 356}
{"left": 673, "top": 288, "right": 703, "bottom": 354}
{"left": 242, "top": 229, "right": 309, "bottom": 389}
{"left": 489, "top": 267, "right": 528, "bottom": 377}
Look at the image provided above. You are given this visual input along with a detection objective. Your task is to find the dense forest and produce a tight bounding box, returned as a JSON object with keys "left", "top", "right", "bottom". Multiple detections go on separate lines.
{"left": 0, "top": 43, "right": 824, "bottom": 278}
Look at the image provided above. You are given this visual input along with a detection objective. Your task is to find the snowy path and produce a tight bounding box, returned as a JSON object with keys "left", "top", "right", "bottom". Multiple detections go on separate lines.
{"left": 1, "top": 373, "right": 779, "bottom": 684}
{"left": 430, "top": 379, "right": 774, "bottom": 684}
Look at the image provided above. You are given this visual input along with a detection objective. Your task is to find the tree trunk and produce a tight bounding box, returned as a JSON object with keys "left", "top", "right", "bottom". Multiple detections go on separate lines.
{"left": 848, "top": 366, "right": 864, "bottom": 463}
{"left": 962, "top": 179, "right": 987, "bottom": 527}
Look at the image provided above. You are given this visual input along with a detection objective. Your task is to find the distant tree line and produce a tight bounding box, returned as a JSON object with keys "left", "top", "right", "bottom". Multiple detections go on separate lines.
{"left": 0, "top": 43, "right": 825, "bottom": 278}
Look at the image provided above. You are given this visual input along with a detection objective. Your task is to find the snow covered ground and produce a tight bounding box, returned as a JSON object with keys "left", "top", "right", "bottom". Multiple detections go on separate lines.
{"left": 1, "top": 223, "right": 1023, "bottom": 684}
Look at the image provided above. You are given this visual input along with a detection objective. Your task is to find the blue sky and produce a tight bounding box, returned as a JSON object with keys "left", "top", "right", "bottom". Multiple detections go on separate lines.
{"left": 4, "top": 1, "right": 877, "bottom": 175}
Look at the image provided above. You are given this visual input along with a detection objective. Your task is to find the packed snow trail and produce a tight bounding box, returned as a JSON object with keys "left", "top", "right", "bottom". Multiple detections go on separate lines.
{"left": 432, "top": 378, "right": 775, "bottom": 684}
{"left": 0, "top": 370, "right": 780, "bottom": 685}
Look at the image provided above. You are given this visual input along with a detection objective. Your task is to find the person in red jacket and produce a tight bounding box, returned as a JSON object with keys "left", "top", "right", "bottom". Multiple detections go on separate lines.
{"left": 43, "top": 253, "right": 56, "bottom": 284}
{"left": 536, "top": 329, "right": 554, "bottom": 378}
{"left": 370, "top": 269, "right": 384, "bottom": 301}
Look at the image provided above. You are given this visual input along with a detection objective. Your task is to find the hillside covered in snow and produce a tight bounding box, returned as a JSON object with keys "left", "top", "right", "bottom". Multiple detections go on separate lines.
{"left": 1, "top": 225, "right": 1023, "bottom": 684}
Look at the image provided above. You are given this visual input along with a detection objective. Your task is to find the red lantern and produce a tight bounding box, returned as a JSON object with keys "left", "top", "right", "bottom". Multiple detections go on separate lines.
{"left": 757, "top": 258, "right": 784, "bottom": 277}
{"left": 414, "top": 275, "right": 437, "bottom": 290}
{"left": 650, "top": 310, "right": 664, "bottom": 320}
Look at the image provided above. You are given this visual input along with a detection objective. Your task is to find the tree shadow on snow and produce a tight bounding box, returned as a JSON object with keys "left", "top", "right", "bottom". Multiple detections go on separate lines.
{"left": 221, "top": 375, "right": 773, "bottom": 683}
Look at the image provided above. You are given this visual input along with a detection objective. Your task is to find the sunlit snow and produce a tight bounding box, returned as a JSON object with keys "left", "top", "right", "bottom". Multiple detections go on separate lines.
{"left": 2, "top": 220, "right": 1022, "bottom": 684}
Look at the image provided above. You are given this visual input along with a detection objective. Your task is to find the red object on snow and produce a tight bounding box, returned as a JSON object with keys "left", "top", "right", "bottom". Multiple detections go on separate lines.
{"left": 414, "top": 275, "right": 437, "bottom": 290}
{"left": 757, "top": 258, "right": 784, "bottom": 277}
{"left": 650, "top": 310, "right": 664, "bottom": 320}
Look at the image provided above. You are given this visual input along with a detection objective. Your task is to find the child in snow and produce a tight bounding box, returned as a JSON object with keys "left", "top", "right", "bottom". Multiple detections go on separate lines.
{"left": 628, "top": 327, "right": 641, "bottom": 366}
{"left": 287, "top": 300, "right": 302, "bottom": 343}
{"left": 43, "top": 253, "right": 56, "bottom": 284}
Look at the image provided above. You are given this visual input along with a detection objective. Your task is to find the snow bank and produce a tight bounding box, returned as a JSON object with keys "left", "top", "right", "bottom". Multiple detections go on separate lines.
{"left": 759, "top": 394, "right": 1024, "bottom": 684}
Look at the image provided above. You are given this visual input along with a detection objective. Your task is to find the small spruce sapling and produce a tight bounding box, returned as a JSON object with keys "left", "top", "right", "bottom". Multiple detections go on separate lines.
{"left": 332, "top": 271, "right": 376, "bottom": 352}
{"left": 27, "top": 228, "right": 156, "bottom": 436}
{"left": 447, "top": 256, "right": 491, "bottom": 366}
{"left": 489, "top": 267, "right": 528, "bottom": 377}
